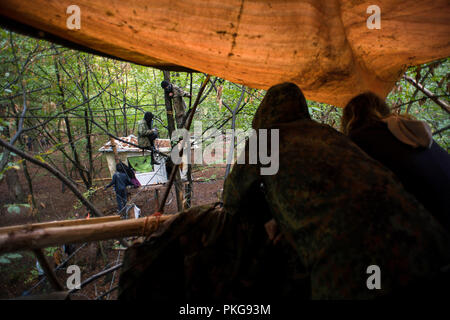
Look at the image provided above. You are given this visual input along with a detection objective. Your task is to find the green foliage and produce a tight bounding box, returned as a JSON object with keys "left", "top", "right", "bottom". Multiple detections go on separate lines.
{"left": 3, "top": 203, "right": 30, "bottom": 214}
{"left": 0, "top": 27, "right": 448, "bottom": 190}
{"left": 0, "top": 253, "right": 22, "bottom": 264}
{"left": 386, "top": 58, "right": 449, "bottom": 150}
{"left": 308, "top": 101, "right": 343, "bottom": 130}
{"left": 24, "top": 269, "right": 39, "bottom": 285}
{"left": 44, "top": 246, "right": 59, "bottom": 257}
{"left": 73, "top": 187, "right": 98, "bottom": 209}
{"left": 198, "top": 173, "right": 219, "bottom": 182}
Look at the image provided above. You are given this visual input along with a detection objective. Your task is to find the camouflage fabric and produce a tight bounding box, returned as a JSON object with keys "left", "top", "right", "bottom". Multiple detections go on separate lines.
{"left": 223, "top": 82, "right": 450, "bottom": 299}
{"left": 137, "top": 119, "right": 156, "bottom": 149}
{"left": 170, "top": 84, "right": 189, "bottom": 128}
{"left": 118, "top": 202, "right": 310, "bottom": 301}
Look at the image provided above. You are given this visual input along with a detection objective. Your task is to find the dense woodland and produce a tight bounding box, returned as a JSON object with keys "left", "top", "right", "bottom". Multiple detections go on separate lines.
{"left": 0, "top": 28, "right": 449, "bottom": 215}
{"left": 0, "top": 28, "right": 448, "bottom": 299}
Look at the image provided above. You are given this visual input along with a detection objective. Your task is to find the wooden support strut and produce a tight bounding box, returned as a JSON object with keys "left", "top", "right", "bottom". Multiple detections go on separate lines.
{"left": 0, "top": 215, "right": 173, "bottom": 254}
{"left": 0, "top": 215, "right": 121, "bottom": 234}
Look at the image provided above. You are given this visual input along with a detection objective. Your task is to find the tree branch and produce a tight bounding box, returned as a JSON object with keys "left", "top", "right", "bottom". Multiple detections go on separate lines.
{"left": 0, "top": 137, "right": 103, "bottom": 217}
{"left": 404, "top": 75, "right": 450, "bottom": 114}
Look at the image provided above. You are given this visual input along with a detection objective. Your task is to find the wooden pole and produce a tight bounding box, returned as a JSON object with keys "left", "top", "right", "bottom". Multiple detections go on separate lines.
{"left": 0, "top": 215, "right": 120, "bottom": 234}
{"left": 0, "top": 215, "right": 173, "bottom": 254}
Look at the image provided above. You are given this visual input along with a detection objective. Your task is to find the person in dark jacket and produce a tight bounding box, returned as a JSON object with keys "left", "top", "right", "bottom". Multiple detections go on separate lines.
{"left": 105, "top": 163, "right": 133, "bottom": 213}
{"left": 341, "top": 92, "right": 450, "bottom": 232}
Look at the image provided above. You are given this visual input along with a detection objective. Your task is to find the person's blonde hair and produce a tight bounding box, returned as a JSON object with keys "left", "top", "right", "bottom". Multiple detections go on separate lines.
{"left": 341, "top": 92, "right": 391, "bottom": 135}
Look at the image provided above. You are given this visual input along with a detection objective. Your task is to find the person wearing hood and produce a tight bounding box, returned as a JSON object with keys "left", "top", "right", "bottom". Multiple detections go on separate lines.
{"left": 161, "top": 80, "right": 191, "bottom": 128}
{"left": 105, "top": 163, "right": 133, "bottom": 214}
{"left": 341, "top": 92, "right": 450, "bottom": 231}
{"left": 222, "top": 82, "right": 450, "bottom": 299}
{"left": 138, "top": 112, "right": 160, "bottom": 165}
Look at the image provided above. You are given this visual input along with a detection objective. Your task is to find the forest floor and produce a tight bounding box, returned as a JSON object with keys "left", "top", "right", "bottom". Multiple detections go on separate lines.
{"left": 0, "top": 161, "right": 226, "bottom": 300}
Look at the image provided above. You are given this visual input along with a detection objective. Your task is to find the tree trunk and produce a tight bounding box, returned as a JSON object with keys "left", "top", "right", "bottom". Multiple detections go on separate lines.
{"left": 22, "top": 159, "right": 37, "bottom": 213}
{"left": 5, "top": 168, "right": 25, "bottom": 202}
{"left": 0, "top": 119, "right": 25, "bottom": 202}
{"left": 162, "top": 70, "right": 184, "bottom": 212}
{"left": 53, "top": 55, "right": 90, "bottom": 189}
{"left": 110, "top": 137, "right": 120, "bottom": 164}
{"left": 184, "top": 72, "right": 194, "bottom": 209}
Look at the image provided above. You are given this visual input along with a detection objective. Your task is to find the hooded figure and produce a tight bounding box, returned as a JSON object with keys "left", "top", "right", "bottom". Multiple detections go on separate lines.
{"left": 105, "top": 163, "right": 133, "bottom": 213}
{"left": 161, "top": 80, "right": 190, "bottom": 128}
{"left": 342, "top": 92, "right": 450, "bottom": 231}
{"left": 223, "top": 82, "right": 450, "bottom": 299}
{"left": 138, "top": 112, "right": 160, "bottom": 165}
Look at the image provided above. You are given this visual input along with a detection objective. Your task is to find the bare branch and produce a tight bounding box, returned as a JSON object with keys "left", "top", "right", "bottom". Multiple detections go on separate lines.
{"left": 0, "top": 137, "right": 104, "bottom": 217}
{"left": 404, "top": 75, "right": 450, "bottom": 114}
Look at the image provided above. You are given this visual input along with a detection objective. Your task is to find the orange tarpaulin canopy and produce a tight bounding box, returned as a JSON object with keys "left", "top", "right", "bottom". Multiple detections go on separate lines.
{"left": 1, "top": 0, "right": 449, "bottom": 106}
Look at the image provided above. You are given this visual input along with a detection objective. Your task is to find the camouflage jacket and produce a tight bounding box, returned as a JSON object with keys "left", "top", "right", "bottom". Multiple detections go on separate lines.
{"left": 137, "top": 119, "right": 156, "bottom": 148}
{"left": 119, "top": 202, "right": 310, "bottom": 301}
{"left": 169, "top": 84, "right": 189, "bottom": 127}
{"left": 223, "top": 82, "right": 450, "bottom": 299}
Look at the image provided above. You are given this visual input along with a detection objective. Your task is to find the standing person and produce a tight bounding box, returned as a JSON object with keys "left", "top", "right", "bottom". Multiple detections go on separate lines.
{"left": 341, "top": 92, "right": 450, "bottom": 232}
{"left": 161, "top": 80, "right": 191, "bottom": 128}
{"left": 138, "top": 112, "right": 160, "bottom": 165}
{"left": 105, "top": 163, "right": 133, "bottom": 214}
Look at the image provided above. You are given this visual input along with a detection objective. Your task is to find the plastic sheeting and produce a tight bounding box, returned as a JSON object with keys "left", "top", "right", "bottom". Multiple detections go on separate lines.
{"left": 0, "top": 0, "right": 449, "bottom": 106}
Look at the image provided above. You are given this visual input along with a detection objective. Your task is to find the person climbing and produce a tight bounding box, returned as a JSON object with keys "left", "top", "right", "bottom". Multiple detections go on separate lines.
{"left": 161, "top": 80, "right": 191, "bottom": 128}
{"left": 104, "top": 163, "right": 133, "bottom": 214}
{"left": 138, "top": 111, "right": 160, "bottom": 165}
{"left": 222, "top": 82, "right": 450, "bottom": 299}
{"left": 341, "top": 92, "right": 450, "bottom": 232}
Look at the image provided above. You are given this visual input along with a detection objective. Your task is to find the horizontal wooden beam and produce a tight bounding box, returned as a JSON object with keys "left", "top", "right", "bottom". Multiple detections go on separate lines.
{"left": 0, "top": 215, "right": 173, "bottom": 254}
{"left": 0, "top": 215, "right": 121, "bottom": 234}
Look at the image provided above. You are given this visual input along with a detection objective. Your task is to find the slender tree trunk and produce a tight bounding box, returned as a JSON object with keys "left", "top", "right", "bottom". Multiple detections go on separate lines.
{"left": 53, "top": 56, "right": 90, "bottom": 188}
{"left": 22, "top": 160, "right": 37, "bottom": 210}
{"left": 5, "top": 168, "right": 25, "bottom": 203}
{"left": 84, "top": 66, "right": 94, "bottom": 187}
{"left": 162, "top": 70, "right": 184, "bottom": 212}
{"left": 110, "top": 137, "right": 120, "bottom": 164}
{"left": 20, "top": 134, "right": 37, "bottom": 215}
{"left": 0, "top": 116, "right": 25, "bottom": 202}
{"left": 122, "top": 72, "right": 128, "bottom": 136}
{"left": 225, "top": 86, "right": 246, "bottom": 178}
{"left": 184, "top": 72, "right": 194, "bottom": 209}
